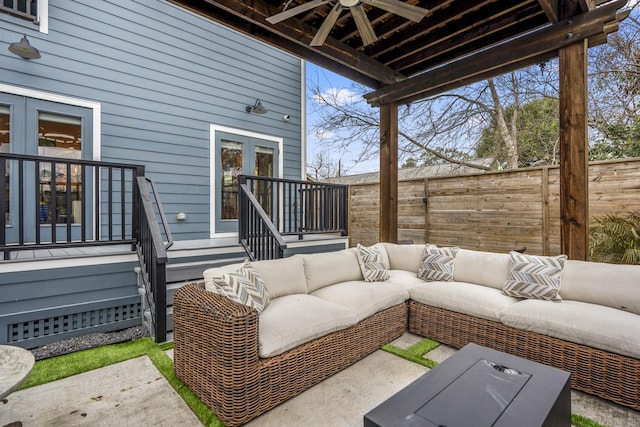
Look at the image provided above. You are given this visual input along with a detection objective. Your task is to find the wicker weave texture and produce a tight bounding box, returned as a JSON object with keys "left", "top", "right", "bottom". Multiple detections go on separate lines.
{"left": 174, "top": 284, "right": 408, "bottom": 426}
{"left": 409, "top": 301, "right": 640, "bottom": 410}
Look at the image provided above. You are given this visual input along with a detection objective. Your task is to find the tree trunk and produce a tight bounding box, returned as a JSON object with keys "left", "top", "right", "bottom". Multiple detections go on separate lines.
{"left": 488, "top": 78, "right": 519, "bottom": 169}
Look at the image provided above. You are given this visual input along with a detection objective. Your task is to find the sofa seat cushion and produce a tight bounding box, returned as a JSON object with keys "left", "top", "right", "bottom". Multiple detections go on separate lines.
{"left": 312, "top": 281, "right": 409, "bottom": 322}
{"left": 500, "top": 299, "right": 640, "bottom": 359}
{"left": 250, "top": 256, "right": 308, "bottom": 298}
{"left": 258, "top": 294, "right": 357, "bottom": 358}
{"left": 386, "top": 270, "right": 429, "bottom": 290}
{"left": 410, "top": 281, "right": 520, "bottom": 322}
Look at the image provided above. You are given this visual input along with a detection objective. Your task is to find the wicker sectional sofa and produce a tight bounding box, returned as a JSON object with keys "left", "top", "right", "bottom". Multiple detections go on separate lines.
{"left": 173, "top": 244, "right": 640, "bottom": 426}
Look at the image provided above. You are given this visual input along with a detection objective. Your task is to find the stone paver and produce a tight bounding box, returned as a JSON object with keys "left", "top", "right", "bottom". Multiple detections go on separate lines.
{"left": 0, "top": 356, "right": 200, "bottom": 427}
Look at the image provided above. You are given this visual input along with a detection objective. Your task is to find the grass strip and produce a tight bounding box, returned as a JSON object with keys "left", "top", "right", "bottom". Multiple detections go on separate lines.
{"left": 381, "top": 337, "right": 440, "bottom": 368}
{"left": 571, "top": 414, "right": 607, "bottom": 427}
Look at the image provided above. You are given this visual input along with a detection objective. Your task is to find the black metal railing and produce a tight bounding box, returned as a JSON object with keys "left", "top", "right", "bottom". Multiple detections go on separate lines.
{"left": 135, "top": 176, "right": 173, "bottom": 343}
{"left": 238, "top": 182, "right": 287, "bottom": 261}
{"left": 238, "top": 175, "right": 348, "bottom": 260}
{"left": 1, "top": 153, "right": 144, "bottom": 260}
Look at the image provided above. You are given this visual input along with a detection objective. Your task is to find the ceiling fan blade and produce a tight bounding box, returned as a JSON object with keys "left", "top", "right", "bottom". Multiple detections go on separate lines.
{"left": 360, "top": 0, "right": 427, "bottom": 22}
{"left": 350, "top": 4, "right": 377, "bottom": 46}
{"left": 266, "top": 0, "right": 331, "bottom": 24}
{"left": 310, "top": 2, "right": 343, "bottom": 46}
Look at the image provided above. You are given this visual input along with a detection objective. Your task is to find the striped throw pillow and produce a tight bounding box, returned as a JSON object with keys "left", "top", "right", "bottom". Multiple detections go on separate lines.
{"left": 356, "top": 244, "right": 390, "bottom": 282}
{"left": 502, "top": 252, "right": 567, "bottom": 302}
{"left": 418, "top": 246, "right": 459, "bottom": 282}
{"left": 212, "top": 261, "right": 270, "bottom": 312}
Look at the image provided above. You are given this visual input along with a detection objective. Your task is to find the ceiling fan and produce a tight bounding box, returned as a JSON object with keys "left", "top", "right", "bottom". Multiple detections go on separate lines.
{"left": 266, "top": 0, "right": 428, "bottom": 47}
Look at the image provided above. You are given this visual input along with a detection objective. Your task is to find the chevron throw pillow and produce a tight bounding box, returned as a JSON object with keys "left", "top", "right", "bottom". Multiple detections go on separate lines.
{"left": 212, "top": 261, "right": 270, "bottom": 312}
{"left": 418, "top": 246, "right": 459, "bottom": 282}
{"left": 356, "top": 244, "right": 390, "bottom": 282}
{"left": 502, "top": 252, "right": 568, "bottom": 302}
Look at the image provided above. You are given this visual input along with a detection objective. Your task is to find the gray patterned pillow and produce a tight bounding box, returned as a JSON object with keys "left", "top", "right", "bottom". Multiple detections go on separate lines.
{"left": 418, "top": 246, "right": 459, "bottom": 281}
{"left": 212, "top": 261, "right": 270, "bottom": 312}
{"left": 502, "top": 252, "right": 568, "bottom": 302}
{"left": 356, "top": 244, "right": 390, "bottom": 282}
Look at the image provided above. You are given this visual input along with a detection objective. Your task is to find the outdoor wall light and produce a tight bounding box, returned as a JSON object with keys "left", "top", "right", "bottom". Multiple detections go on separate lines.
{"left": 8, "top": 35, "right": 41, "bottom": 59}
{"left": 245, "top": 99, "right": 268, "bottom": 114}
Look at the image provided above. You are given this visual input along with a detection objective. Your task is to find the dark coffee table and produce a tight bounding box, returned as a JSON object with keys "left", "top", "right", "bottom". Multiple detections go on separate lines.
{"left": 365, "top": 343, "right": 571, "bottom": 427}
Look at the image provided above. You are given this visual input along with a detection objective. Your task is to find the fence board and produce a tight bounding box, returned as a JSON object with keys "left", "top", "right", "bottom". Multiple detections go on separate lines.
{"left": 348, "top": 158, "right": 640, "bottom": 257}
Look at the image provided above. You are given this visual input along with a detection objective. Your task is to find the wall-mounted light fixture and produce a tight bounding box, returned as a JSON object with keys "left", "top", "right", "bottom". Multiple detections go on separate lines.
{"left": 245, "top": 99, "right": 268, "bottom": 114}
{"left": 8, "top": 35, "right": 41, "bottom": 59}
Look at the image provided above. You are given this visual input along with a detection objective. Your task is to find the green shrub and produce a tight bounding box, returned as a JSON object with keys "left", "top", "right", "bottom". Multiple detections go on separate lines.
{"left": 589, "top": 211, "right": 640, "bottom": 264}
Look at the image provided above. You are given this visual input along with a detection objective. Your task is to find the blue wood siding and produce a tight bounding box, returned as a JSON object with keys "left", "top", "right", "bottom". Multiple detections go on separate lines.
{"left": 0, "top": 0, "right": 304, "bottom": 240}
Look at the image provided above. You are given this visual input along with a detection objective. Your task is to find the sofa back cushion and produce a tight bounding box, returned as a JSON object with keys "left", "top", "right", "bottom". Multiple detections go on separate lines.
{"left": 561, "top": 260, "right": 640, "bottom": 315}
{"left": 453, "top": 249, "right": 511, "bottom": 289}
{"left": 302, "top": 248, "right": 363, "bottom": 293}
{"left": 250, "top": 256, "right": 308, "bottom": 299}
{"left": 382, "top": 243, "right": 431, "bottom": 273}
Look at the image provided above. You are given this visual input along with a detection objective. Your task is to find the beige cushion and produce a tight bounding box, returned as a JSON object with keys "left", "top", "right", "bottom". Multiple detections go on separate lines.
{"left": 382, "top": 243, "right": 434, "bottom": 273}
{"left": 258, "top": 294, "right": 357, "bottom": 358}
{"left": 302, "top": 249, "right": 363, "bottom": 293}
{"left": 561, "top": 260, "right": 640, "bottom": 315}
{"left": 453, "top": 249, "right": 511, "bottom": 289}
{"left": 410, "top": 281, "right": 520, "bottom": 322}
{"left": 500, "top": 299, "right": 640, "bottom": 359}
{"left": 502, "top": 252, "right": 567, "bottom": 302}
{"left": 312, "top": 280, "right": 409, "bottom": 322}
{"left": 250, "top": 256, "right": 307, "bottom": 298}
{"left": 356, "top": 244, "right": 391, "bottom": 282}
{"left": 386, "top": 270, "right": 429, "bottom": 290}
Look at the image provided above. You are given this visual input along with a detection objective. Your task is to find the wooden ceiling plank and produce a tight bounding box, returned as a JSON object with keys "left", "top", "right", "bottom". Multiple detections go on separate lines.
{"left": 368, "top": 0, "right": 496, "bottom": 60}
{"left": 390, "top": 5, "right": 546, "bottom": 74}
{"left": 364, "top": 0, "right": 627, "bottom": 106}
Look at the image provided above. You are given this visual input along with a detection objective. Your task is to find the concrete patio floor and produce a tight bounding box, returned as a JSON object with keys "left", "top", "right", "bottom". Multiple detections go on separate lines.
{"left": 1, "top": 333, "right": 639, "bottom": 427}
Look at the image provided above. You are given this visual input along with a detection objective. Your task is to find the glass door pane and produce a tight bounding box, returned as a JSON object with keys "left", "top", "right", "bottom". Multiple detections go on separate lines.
{"left": 254, "top": 145, "right": 274, "bottom": 217}
{"left": 37, "top": 112, "right": 82, "bottom": 225}
{"left": 220, "top": 140, "right": 243, "bottom": 221}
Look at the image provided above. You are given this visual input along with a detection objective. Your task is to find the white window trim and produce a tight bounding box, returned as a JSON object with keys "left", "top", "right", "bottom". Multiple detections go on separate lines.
{"left": 209, "top": 124, "right": 284, "bottom": 237}
{"left": 0, "top": 83, "right": 101, "bottom": 159}
{"left": 37, "top": 0, "right": 48, "bottom": 33}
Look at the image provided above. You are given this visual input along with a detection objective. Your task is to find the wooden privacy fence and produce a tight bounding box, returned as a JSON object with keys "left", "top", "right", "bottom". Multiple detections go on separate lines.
{"left": 348, "top": 158, "right": 640, "bottom": 256}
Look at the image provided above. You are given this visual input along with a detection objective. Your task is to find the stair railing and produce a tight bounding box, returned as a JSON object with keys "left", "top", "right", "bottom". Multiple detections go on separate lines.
{"left": 135, "top": 176, "right": 173, "bottom": 342}
{"left": 238, "top": 179, "right": 287, "bottom": 261}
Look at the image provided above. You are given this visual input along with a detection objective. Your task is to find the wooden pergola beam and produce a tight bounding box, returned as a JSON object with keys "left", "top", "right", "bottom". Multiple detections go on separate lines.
{"left": 364, "top": 0, "right": 626, "bottom": 106}
{"left": 379, "top": 102, "right": 398, "bottom": 243}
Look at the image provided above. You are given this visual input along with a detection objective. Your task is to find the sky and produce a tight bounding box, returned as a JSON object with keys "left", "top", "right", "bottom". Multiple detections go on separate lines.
{"left": 305, "top": 62, "right": 380, "bottom": 176}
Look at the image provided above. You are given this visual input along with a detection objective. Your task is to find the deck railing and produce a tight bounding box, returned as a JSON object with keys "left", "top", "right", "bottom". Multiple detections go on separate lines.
{"left": 238, "top": 175, "right": 348, "bottom": 260}
{"left": 1, "top": 153, "right": 144, "bottom": 259}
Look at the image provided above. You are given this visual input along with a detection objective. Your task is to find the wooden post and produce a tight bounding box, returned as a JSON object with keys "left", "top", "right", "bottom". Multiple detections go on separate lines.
{"left": 558, "top": 38, "right": 589, "bottom": 260}
{"left": 379, "top": 102, "right": 398, "bottom": 243}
